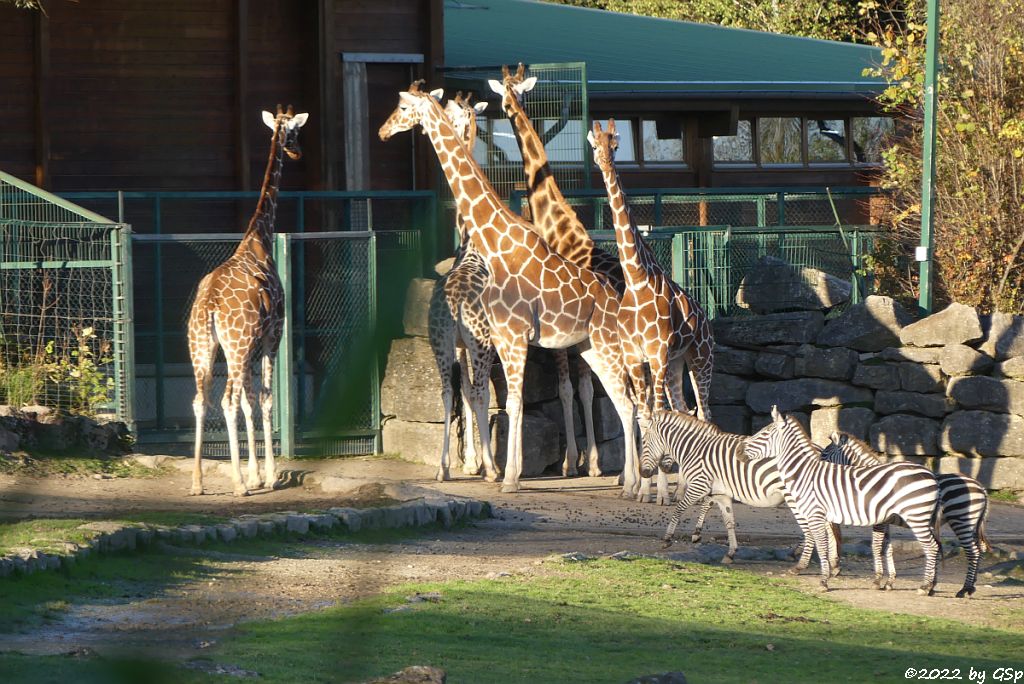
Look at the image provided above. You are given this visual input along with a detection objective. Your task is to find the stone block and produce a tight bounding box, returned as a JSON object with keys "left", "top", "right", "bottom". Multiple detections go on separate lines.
{"left": 816, "top": 296, "right": 913, "bottom": 351}
{"left": 380, "top": 337, "right": 445, "bottom": 423}
{"left": 936, "top": 455, "right": 1024, "bottom": 490}
{"left": 947, "top": 376, "right": 1024, "bottom": 416}
{"left": 523, "top": 349, "right": 560, "bottom": 405}
{"left": 874, "top": 391, "right": 953, "bottom": 418}
{"left": 490, "top": 410, "right": 562, "bottom": 476}
{"left": 595, "top": 435, "right": 626, "bottom": 473}
{"left": 878, "top": 346, "right": 943, "bottom": 364}
{"left": 941, "top": 410, "right": 1024, "bottom": 457}
{"left": 709, "top": 405, "right": 750, "bottom": 435}
{"left": 939, "top": 344, "right": 994, "bottom": 377}
{"left": 754, "top": 348, "right": 795, "bottom": 379}
{"left": 870, "top": 414, "right": 941, "bottom": 456}
{"left": 402, "top": 278, "right": 436, "bottom": 338}
{"left": 709, "top": 373, "right": 750, "bottom": 405}
{"left": 898, "top": 363, "right": 944, "bottom": 393}
{"left": 734, "top": 255, "right": 851, "bottom": 313}
{"left": 713, "top": 311, "right": 824, "bottom": 347}
{"left": 980, "top": 311, "right": 1024, "bottom": 360}
{"left": 215, "top": 524, "right": 237, "bottom": 543}
{"left": 382, "top": 419, "right": 462, "bottom": 470}
{"left": 286, "top": 515, "right": 309, "bottom": 535}
{"left": 899, "top": 303, "right": 983, "bottom": 347}
{"left": 794, "top": 345, "right": 859, "bottom": 380}
{"left": 851, "top": 362, "right": 901, "bottom": 390}
{"left": 995, "top": 356, "right": 1024, "bottom": 381}
{"left": 591, "top": 396, "right": 624, "bottom": 442}
{"left": 809, "top": 406, "right": 876, "bottom": 445}
{"left": 713, "top": 346, "right": 757, "bottom": 376}
{"left": 746, "top": 378, "right": 873, "bottom": 414}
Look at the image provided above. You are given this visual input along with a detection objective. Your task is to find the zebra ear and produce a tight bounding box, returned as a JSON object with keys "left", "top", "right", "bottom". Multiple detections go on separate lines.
{"left": 771, "top": 405, "right": 783, "bottom": 424}
{"left": 829, "top": 431, "right": 841, "bottom": 444}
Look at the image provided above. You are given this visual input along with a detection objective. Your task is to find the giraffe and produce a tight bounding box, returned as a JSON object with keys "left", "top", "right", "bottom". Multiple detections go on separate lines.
{"left": 187, "top": 105, "right": 308, "bottom": 497}
{"left": 427, "top": 92, "right": 499, "bottom": 482}
{"left": 379, "top": 82, "right": 640, "bottom": 497}
{"left": 487, "top": 63, "right": 626, "bottom": 478}
{"left": 588, "top": 119, "right": 716, "bottom": 503}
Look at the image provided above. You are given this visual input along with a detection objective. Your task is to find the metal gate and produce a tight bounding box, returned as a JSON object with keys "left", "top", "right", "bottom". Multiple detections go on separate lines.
{"left": 0, "top": 171, "right": 134, "bottom": 425}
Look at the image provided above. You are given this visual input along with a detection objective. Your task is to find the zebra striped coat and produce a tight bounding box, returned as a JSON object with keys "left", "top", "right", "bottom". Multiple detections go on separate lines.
{"left": 638, "top": 410, "right": 837, "bottom": 569}
{"left": 748, "top": 408, "right": 941, "bottom": 595}
{"left": 823, "top": 431, "right": 989, "bottom": 598}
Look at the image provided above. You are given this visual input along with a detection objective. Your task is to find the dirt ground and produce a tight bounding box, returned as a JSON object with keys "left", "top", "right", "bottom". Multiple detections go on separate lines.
{"left": 0, "top": 455, "right": 1022, "bottom": 657}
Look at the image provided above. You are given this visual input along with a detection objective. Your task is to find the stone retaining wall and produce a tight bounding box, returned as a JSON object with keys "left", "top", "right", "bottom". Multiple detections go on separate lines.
{"left": 710, "top": 297, "right": 1024, "bottom": 490}
{"left": 0, "top": 497, "right": 492, "bottom": 579}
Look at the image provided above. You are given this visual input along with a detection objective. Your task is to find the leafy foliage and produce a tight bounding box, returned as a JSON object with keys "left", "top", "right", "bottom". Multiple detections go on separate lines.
{"left": 862, "top": 0, "right": 1024, "bottom": 312}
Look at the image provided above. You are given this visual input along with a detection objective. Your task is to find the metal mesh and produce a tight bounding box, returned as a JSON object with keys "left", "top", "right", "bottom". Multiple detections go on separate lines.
{"left": 0, "top": 173, "right": 131, "bottom": 421}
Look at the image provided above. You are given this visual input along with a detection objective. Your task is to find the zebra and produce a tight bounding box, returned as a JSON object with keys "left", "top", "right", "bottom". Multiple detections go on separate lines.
{"left": 822, "top": 431, "right": 989, "bottom": 598}
{"left": 638, "top": 409, "right": 840, "bottom": 571}
{"left": 747, "top": 406, "right": 941, "bottom": 594}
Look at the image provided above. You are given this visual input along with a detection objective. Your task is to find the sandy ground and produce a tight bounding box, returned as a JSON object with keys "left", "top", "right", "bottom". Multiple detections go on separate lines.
{"left": 0, "top": 455, "right": 1022, "bottom": 658}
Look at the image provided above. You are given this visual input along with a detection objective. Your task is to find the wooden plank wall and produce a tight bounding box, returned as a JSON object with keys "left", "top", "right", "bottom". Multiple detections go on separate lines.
{"left": 0, "top": 10, "right": 38, "bottom": 184}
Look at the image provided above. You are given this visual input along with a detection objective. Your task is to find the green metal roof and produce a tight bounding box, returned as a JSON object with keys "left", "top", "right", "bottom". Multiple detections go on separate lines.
{"left": 445, "top": 0, "right": 885, "bottom": 96}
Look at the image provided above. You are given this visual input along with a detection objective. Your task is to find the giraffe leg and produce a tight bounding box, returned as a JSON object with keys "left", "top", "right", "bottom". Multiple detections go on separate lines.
{"left": 457, "top": 348, "right": 478, "bottom": 477}
{"left": 221, "top": 375, "right": 248, "bottom": 497}
{"left": 468, "top": 342, "right": 499, "bottom": 481}
{"left": 553, "top": 349, "right": 579, "bottom": 477}
{"left": 241, "top": 372, "right": 262, "bottom": 492}
{"left": 685, "top": 345, "right": 714, "bottom": 422}
{"left": 664, "top": 356, "right": 690, "bottom": 501}
{"left": 189, "top": 324, "right": 217, "bottom": 497}
{"left": 259, "top": 350, "right": 277, "bottom": 489}
{"left": 577, "top": 358, "right": 599, "bottom": 476}
{"left": 492, "top": 335, "right": 527, "bottom": 493}
{"left": 649, "top": 353, "right": 672, "bottom": 506}
{"left": 581, "top": 346, "right": 638, "bottom": 499}
{"left": 429, "top": 289, "right": 457, "bottom": 482}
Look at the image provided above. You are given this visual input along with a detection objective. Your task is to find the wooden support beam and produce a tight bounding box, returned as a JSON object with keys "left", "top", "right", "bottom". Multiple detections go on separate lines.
{"left": 33, "top": 10, "right": 49, "bottom": 189}
{"left": 318, "top": 0, "right": 338, "bottom": 191}
{"left": 235, "top": 0, "right": 251, "bottom": 191}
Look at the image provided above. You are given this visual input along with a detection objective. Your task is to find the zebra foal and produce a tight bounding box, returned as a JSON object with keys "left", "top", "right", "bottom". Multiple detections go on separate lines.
{"left": 823, "top": 431, "right": 990, "bottom": 598}
{"left": 638, "top": 410, "right": 833, "bottom": 568}
{"left": 748, "top": 407, "right": 941, "bottom": 594}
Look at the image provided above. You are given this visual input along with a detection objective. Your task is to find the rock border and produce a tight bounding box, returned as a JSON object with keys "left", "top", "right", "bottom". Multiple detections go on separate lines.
{"left": 0, "top": 497, "right": 492, "bottom": 580}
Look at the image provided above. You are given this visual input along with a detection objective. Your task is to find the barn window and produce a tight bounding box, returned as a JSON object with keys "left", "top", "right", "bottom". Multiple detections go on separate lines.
{"left": 851, "top": 117, "right": 894, "bottom": 165}
{"left": 641, "top": 119, "right": 685, "bottom": 164}
{"left": 712, "top": 120, "right": 753, "bottom": 164}
{"left": 758, "top": 117, "right": 802, "bottom": 165}
{"left": 807, "top": 119, "right": 848, "bottom": 163}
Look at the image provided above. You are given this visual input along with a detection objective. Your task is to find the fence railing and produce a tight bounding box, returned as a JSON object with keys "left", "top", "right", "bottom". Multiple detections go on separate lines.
{"left": 0, "top": 171, "right": 134, "bottom": 426}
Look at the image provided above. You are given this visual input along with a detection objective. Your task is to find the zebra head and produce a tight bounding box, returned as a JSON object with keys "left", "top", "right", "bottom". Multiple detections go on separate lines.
{"left": 742, "top": 404, "right": 790, "bottom": 462}
{"left": 638, "top": 412, "right": 674, "bottom": 478}
{"left": 822, "top": 431, "right": 883, "bottom": 467}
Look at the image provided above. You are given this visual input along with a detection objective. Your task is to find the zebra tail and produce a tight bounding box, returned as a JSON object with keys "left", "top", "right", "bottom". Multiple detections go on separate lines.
{"left": 978, "top": 499, "right": 991, "bottom": 554}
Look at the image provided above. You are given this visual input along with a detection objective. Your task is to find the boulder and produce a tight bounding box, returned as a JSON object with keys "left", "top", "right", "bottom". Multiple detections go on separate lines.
{"left": 380, "top": 337, "right": 445, "bottom": 423}
{"left": 434, "top": 257, "right": 456, "bottom": 277}
{"left": 878, "top": 346, "right": 943, "bottom": 364}
{"left": 979, "top": 311, "right": 1024, "bottom": 360}
{"left": 941, "top": 411, "right": 1024, "bottom": 457}
{"left": 851, "top": 362, "right": 901, "bottom": 390}
{"left": 490, "top": 411, "right": 562, "bottom": 476}
{"left": 899, "top": 303, "right": 983, "bottom": 347}
{"left": 794, "top": 344, "right": 858, "bottom": 380}
{"left": 754, "top": 348, "right": 795, "bottom": 379}
{"left": 594, "top": 434, "right": 627, "bottom": 473}
{"left": 591, "top": 396, "right": 624, "bottom": 442}
{"left": 713, "top": 311, "right": 824, "bottom": 347}
{"left": 713, "top": 346, "right": 757, "bottom": 376}
{"left": 874, "top": 390, "right": 953, "bottom": 418}
{"left": 898, "top": 363, "right": 944, "bottom": 393}
{"left": 0, "top": 427, "right": 19, "bottom": 452}
{"left": 523, "top": 349, "right": 560, "bottom": 405}
{"left": 939, "top": 344, "right": 994, "bottom": 377}
{"left": 870, "top": 414, "right": 941, "bottom": 456}
{"left": 994, "top": 356, "right": 1024, "bottom": 381}
{"left": 709, "top": 405, "right": 750, "bottom": 435}
{"left": 402, "top": 278, "right": 437, "bottom": 338}
{"left": 382, "top": 419, "right": 462, "bottom": 470}
{"left": 936, "top": 455, "right": 1024, "bottom": 490}
{"left": 809, "top": 406, "right": 877, "bottom": 444}
{"left": 709, "top": 373, "right": 750, "bottom": 405}
{"left": 947, "top": 376, "right": 1024, "bottom": 416}
{"left": 815, "top": 295, "right": 913, "bottom": 352}
{"left": 745, "top": 378, "right": 873, "bottom": 414}
{"left": 365, "top": 665, "right": 447, "bottom": 684}
{"left": 734, "top": 255, "right": 851, "bottom": 313}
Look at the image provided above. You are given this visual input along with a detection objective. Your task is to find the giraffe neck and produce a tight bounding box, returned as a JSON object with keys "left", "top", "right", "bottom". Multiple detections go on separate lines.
{"left": 598, "top": 159, "right": 652, "bottom": 288}
{"left": 505, "top": 100, "right": 594, "bottom": 267}
{"left": 236, "top": 123, "right": 286, "bottom": 263}
{"left": 421, "top": 103, "right": 531, "bottom": 263}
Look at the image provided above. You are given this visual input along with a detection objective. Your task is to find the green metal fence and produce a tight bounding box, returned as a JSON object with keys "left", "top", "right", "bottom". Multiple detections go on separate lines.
{"left": 0, "top": 171, "right": 134, "bottom": 425}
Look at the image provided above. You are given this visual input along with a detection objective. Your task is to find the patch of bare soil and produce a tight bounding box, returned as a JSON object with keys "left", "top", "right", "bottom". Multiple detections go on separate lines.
{"left": 0, "top": 454, "right": 1022, "bottom": 656}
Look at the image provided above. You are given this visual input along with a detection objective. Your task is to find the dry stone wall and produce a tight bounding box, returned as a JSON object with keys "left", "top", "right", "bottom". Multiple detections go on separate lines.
{"left": 710, "top": 296, "right": 1024, "bottom": 490}
{"left": 380, "top": 278, "right": 626, "bottom": 477}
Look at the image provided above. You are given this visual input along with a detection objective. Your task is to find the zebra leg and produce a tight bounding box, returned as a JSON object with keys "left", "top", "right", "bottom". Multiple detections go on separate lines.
{"left": 871, "top": 525, "right": 893, "bottom": 590}
{"left": 663, "top": 481, "right": 707, "bottom": 548}
{"left": 710, "top": 494, "right": 739, "bottom": 564}
{"left": 952, "top": 518, "right": 980, "bottom": 598}
{"left": 828, "top": 523, "right": 842, "bottom": 577}
{"left": 808, "top": 515, "right": 833, "bottom": 591}
{"left": 908, "top": 521, "right": 940, "bottom": 596}
{"left": 692, "top": 496, "right": 715, "bottom": 543}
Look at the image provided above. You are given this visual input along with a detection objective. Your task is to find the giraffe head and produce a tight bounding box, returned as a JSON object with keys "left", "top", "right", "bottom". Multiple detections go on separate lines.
{"left": 586, "top": 119, "right": 619, "bottom": 171}
{"left": 261, "top": 104, "right": 309, "bottom": 160}
{"left": 487, "top": 63, "right": 537, "bottom": 118}
{"left": 443, "top": 91, "right": 488, "bottom": 148}
{"left": 378, "top": 80, "right": 445, "bottom": 141}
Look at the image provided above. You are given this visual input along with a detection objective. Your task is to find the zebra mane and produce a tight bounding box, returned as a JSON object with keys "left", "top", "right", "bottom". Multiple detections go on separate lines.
{"left": 654, "top": 409, "right": 749, "bottom": 462}
{"left": 824, "top": 431, "right": 884, "bottom": 466}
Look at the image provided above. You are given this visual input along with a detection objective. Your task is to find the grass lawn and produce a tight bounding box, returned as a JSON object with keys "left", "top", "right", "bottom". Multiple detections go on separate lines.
{"left": 1, "top": 542, "right": 1021, "bottom": 683}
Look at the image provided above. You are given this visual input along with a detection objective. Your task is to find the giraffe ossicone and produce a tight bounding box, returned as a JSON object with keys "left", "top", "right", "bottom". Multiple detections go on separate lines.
{"left": 187, "top": 105, "right": 308, "bottom": 498}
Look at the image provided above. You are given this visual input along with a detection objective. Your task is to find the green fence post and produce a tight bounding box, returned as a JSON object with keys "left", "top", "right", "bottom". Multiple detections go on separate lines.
{"left": 274, "top": 233, "right": 295, "bottom": 458}
{"left": 776, "top": 192, "right": 786, "bottom": 226}
{"left": 118, "top": 225, "right": 137, "bottom": 431}
{"left": 153, "top": 198, "right": 165, "bottom": 430}
{"left": 756, "top": 197, "right": 766, "bottom": 227}
{"left": 368, "top": 233, "right": 381, "bottom": 453}
{"left": 851, "top": 229, "right": 862, "bottom": 305}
